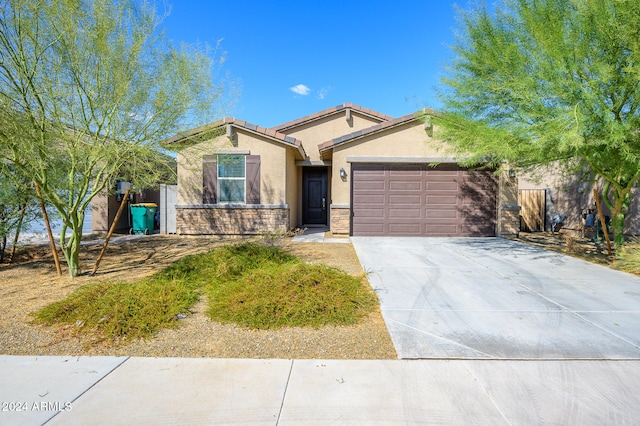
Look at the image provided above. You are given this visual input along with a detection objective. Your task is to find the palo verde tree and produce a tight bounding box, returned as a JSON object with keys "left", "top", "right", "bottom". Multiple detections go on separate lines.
{"left": 0, "top": 162, "right": 40, "bottom": 262}
{"left": 0, "top": 0, "right": 227, "bottom": 276}
{"left": 436, "top": 0, "right": 640, "bottom": 247}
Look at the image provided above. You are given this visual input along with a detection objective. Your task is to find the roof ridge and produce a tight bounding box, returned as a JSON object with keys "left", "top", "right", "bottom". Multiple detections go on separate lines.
{"left": 318, "top": 110, "right": 431, "bottom": 152}
{"left": 270, "top": 103, "right": 393, "bottom": 132}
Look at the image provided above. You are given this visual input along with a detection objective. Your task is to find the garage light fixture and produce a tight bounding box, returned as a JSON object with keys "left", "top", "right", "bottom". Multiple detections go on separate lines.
{"left": 339, "top": 167, "right": 347, "bottom": 180}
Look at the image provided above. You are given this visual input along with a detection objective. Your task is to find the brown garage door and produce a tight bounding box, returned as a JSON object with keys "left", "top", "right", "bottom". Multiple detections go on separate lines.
{"left": 351, "top": 163, "right": 497, "bottom": 237}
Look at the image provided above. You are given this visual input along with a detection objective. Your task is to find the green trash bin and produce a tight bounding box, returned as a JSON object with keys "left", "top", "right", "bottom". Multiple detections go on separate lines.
{"left": 130, "top": 203, "right": 157, "bottom": 235}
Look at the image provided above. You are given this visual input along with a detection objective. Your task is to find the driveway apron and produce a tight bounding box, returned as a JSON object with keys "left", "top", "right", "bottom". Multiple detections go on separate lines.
{"left": 351, "top": 237, "right": 640, "bottom": 359}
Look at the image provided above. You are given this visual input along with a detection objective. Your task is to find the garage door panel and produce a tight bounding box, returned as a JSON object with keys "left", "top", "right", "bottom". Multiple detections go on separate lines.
{"left": 388, "top": 223, "right": 422, "bottom": 234}
{"left": 389, "top": 166, "right": 422, "bottom": 175}
{"left": 353, "top": 180, "right": 386, "bottom": 191}
{"left": 353, "top": 194, "right": 385, "bottom": 204}
{"left": 426, "top": 195, "right": 458, "bottom": 205}
{"left": 389, "top": 181, "right": 422, "bottom": 191}
{"left": 352, "top": 222, "right": 385, "bottom": 235}
{"left": 426, "top": 174, "right": 458, "bottom": 181}
{"left": 351, "top": 164, "right": 496, "bottom": 237}
{"left": 389, "top": 194, "right": 422, "bottom": 205}
{"left": 426, "top": 209, "right": 459, "bottom": 219}
{"left": 427, "top": 181, "right": 458, "bottom": 191}
{"left": 353, "top": 208, "right": 384, "bottom": 218}
{"left": 389, "top": 208, "right": 422, "bottom": 218}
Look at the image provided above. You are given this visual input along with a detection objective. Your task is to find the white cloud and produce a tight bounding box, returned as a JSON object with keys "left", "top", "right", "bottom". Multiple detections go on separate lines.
{"left": 290, "top": 84, "right": 311, "bottom": 96}
{"left": 317, "top": 86, "right": 331, "bottom": 100}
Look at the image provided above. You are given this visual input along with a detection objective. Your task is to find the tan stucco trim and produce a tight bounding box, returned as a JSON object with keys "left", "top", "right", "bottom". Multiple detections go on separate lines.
{"left": 296, "top": 160, "right": 332, "bottom": 166}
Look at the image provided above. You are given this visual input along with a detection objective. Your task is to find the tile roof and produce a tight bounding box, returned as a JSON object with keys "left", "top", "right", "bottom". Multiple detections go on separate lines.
{"left": 163, "top": 117, "right": 306, "bottom": 158}
{"left": 318, "top": 109, "right": 435, "bottom": 152}
{"left": 270, "top": 102, "right": 393, "bottom": 132}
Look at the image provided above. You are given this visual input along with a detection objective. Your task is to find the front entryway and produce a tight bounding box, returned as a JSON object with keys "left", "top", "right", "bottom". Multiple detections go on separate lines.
{"left": 302, "top": 168, "right": 328, "bottom": 225}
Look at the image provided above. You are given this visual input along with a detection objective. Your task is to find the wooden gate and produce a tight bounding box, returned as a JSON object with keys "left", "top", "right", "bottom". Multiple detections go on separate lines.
{"left": 518, "top": 189, "right": 546, "bottom": 232}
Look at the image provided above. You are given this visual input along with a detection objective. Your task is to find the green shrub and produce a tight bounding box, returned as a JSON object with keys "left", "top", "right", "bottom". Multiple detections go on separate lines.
{"left": 32, "top": 241, "right": 378, "bottom": 342}
{"left": 207, "top": 261, "right": 376, "bottom": 329}
{"left": 33, "top": 277, "right": 200, "bottom": 342}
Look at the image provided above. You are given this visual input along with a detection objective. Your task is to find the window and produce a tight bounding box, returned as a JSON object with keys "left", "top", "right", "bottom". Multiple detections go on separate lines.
{"left": 217, "top": 154, "right": 245, "bottom": 203}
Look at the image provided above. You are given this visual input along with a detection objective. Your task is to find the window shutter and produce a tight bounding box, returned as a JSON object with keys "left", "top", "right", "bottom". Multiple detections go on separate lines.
{"left": 203, "top": 155, "right": 217, "bottom": 204}
{"left": 246, "top": 155, "right": 260, "bottom": 204}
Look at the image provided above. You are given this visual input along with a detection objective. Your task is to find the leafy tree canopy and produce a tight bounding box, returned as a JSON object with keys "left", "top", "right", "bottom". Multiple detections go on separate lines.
{"left": 0, "top": 0, "right": 231, "bottom": 275}
{"left": 437, "top": 0, "right": 640, "bottom": 246}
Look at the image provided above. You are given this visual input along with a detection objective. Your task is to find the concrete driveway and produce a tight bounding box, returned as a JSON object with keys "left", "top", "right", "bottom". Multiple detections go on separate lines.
{"left": 351, "top": 237, "right": 640, "bottom": 359}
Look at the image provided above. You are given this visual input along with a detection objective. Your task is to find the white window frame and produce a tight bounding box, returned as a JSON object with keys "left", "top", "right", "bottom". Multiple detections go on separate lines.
{"left": 217, "top": 154, "right": 246, "bottom": 203}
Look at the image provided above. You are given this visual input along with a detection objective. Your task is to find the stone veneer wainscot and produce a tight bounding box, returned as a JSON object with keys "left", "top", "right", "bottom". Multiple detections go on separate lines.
{"left": 176, "top": 204, "right": 289, "bottom": 235}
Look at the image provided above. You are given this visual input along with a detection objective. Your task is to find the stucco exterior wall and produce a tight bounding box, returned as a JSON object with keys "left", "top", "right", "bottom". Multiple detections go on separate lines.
{"left": 519, "top": 166, "right": 640, "bottom": 235}
{"left": 330, "top": 122, "right": 448, "bottom": 205}
{"left": 177, "top": 129, "right": 288, "bottom": 206}
{"left": 283, "top": 112, "right": 383, "bottom": 161}
{"left": 498, "top": 170, "right": 520, "bottom": 238}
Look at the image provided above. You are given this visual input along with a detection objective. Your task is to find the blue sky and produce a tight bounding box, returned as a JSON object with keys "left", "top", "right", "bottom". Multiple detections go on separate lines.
{"left": 163, "top": 1, "right": 467, "bottom": 128}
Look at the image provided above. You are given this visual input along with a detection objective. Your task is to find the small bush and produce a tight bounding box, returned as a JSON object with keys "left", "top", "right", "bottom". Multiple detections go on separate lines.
{"left": 31, "top": 241, "right": 378, "bottom": 342}
{"left": 207, "top": 261, "right": 376, "bottom": 329}
{"left": 32, "top": 277, "right": 200, "bottom": 342}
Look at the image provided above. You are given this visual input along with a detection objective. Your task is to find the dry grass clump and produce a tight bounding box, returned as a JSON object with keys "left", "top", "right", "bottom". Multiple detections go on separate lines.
{"left": 614, "top": 239, "right": 640, "bottom": 275}
{"left": 31, "top": 242, "right": 378, "bottom": 343}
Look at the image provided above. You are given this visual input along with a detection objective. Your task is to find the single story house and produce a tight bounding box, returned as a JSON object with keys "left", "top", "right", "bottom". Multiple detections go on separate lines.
{"left": 165, "top": 103, "right": 520, "bottom": 237}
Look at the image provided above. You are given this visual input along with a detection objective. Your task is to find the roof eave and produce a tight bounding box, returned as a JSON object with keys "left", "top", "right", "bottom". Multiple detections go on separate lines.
{"left": 318, "top": 111, "right": 426, "bottom": 153}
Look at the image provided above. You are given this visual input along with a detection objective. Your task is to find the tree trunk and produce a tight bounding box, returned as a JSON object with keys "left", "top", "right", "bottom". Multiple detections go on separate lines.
{"left": 600, "top": 178, "right": 635, "bottom": 249}
{"left": 34, "top": 183, "right": 62, "bottom": 276}
{"left": 91, "top": 188, "right": 130, "bottom": 276}
{"left": 9, "top": 203, "right": 27, "bottom": 264}
{"left": 62, "top": 224, "right": 83, "bottom": 277}
{"left": 610, "top": 212, "right": 625, "bottom": 248}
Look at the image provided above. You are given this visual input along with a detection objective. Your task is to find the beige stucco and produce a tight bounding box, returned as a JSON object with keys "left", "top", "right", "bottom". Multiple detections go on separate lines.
{"left": 519, "top": 165, "right": 640, "bottom": 235}
{"left": 283, "top": 112, "right": 384, "bottom": 161}
{"left": 329, "top": 122, "right": 449, "bottom": 205}
{"left": 177, "top": 128, "right": 292, "bottom": 206}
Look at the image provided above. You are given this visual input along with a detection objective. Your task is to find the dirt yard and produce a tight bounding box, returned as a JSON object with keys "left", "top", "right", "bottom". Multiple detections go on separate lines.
{"left": 0, "top": 230, "right": 623, "bottom": 359}
{"left": 516, "top": 231, "right": 615, "bottom": 266}
{"left": 0, "top": 234, "right": 397, "bottom": 359}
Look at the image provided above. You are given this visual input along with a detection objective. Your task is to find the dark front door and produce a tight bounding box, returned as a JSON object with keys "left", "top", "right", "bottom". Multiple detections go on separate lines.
{"left": 302, "top": 168, "right": 328, "bottom": 225}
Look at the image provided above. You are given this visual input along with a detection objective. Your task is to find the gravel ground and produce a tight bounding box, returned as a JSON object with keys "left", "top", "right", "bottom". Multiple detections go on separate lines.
{"left": 0, "top": 235, "right": 397, "bottom": 359}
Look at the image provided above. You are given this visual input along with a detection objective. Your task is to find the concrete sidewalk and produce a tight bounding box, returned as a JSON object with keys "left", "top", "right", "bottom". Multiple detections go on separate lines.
{"left": 2, "top": 355, "right": 640, "bottom": 425}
